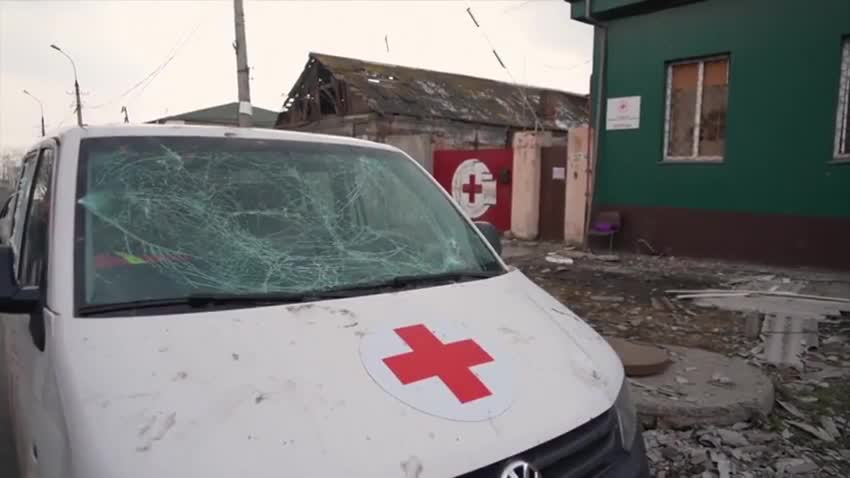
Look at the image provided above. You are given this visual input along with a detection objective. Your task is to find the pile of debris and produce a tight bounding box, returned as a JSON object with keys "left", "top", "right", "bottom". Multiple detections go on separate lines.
{"left": 647, "top": 287, "right": 850, "bottom": 477}
{"left": 544, "top": 249, "right": 621, "bottom": 266}
{"left": 646, "top": 362, "right": 850, "bottom": 478}
{"left": 645, "top": 421, "right": 848, "bottom": 478}
{"left": 668, "top": 286, "right": 850, "bottom": 369}
{"left": 507, "top": 243, "right": 850, "bottom": 476}
{"left": 620, "top": 339, "right": 850, "bottom": 477}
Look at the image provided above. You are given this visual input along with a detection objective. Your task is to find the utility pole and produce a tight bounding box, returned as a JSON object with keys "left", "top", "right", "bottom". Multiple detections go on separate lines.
{"left": 22, "top": 90, "right": 46, "bottom": 136}
{"left": 233, "top": 0, "right": 253, "bottom": 127}
{"left": 50, "top": 44, "right": 83, "bottom": 126}
{"left": 73, "top": 76, "right": 83, "bottom": 126}
{"left": 121, "top": 106, "right": 130, "bottom": 123}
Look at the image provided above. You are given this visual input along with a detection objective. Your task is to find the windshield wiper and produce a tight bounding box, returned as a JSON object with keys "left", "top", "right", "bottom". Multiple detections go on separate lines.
{"left": 77, "top": 270, "right": 504, "bottom": 316}
{"left": 308, "top": 269, "right": 504, "bottom": 298}
{"left": 393, "top": 269, "right": 502, "bottom": 285}
{"left": 77, "top": 292, "right": 314, "bottom": 317}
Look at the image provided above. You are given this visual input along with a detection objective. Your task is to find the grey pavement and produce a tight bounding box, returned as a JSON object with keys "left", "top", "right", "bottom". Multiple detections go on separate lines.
{"left": 0, "top": 325, "right": 20, "bottom": 477}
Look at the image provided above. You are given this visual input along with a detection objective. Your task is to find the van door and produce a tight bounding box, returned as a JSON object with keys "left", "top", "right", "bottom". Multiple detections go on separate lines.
{"left": 3, "top": 149, "right": 38, "bottom": 477}
{"left": 5, "top": 145, "right": 64, "bottom": 478}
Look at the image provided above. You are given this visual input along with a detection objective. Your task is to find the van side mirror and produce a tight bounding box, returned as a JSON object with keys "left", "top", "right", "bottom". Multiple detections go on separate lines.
{"left": 0, "top": 246, "right": 40, "bottom": 314}
{"left": 474, "top": 221, "right": 502, "bottom": 256}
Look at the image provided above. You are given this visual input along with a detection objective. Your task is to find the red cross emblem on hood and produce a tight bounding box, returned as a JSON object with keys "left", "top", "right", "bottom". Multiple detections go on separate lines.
{"left": 382, "top": 324, "right": 495, "bottom": 404}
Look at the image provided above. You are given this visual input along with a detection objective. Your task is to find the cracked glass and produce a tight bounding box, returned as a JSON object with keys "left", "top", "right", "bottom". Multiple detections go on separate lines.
{"left": 74, "top": 136, "right": 501, "bottom": 308}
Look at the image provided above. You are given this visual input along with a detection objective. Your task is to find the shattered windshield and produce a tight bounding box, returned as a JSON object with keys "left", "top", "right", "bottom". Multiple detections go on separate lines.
{"left": 74, "top": 136, "right": 501, "bottom": 309}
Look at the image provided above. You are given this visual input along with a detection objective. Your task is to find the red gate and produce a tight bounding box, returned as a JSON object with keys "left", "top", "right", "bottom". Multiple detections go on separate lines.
{"left": 433, "top": 149, "right": 512, "bottom": 231}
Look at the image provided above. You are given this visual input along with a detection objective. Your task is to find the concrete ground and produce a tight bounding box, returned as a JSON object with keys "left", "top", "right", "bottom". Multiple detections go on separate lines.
{"left": 0, "top": 325, "right": 19, "bottom": 477}
{"left": 630, "top": 345, "right": 775, "bottom": 428}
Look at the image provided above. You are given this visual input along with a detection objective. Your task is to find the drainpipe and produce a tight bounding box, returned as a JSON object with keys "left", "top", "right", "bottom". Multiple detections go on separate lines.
{"left": 581, "top": 0, "right": 607, "bottom": 249}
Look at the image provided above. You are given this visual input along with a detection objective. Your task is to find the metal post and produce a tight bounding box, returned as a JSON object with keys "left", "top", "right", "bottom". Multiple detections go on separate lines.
{"left": 73, "top": 78, "right": 83, "bottom": 126}
{"left": 581, "top": 0, "right": 607, "bottom": 250}
{"left": 22, "top": 89, "right": 46, "bottom": 136}
{"left": 50, "top": 44, "right": 83, "bottom": 126}
{"left": 233, "top": 0, "right": 253, "bottom": 127}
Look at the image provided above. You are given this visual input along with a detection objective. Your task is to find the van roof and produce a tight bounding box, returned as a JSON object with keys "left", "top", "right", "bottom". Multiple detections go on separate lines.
{"left": 32, "top": 123, "right": 398, "bottom": 153}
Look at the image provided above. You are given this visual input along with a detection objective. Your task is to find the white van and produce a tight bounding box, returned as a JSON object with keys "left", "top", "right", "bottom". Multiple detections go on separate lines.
{"left": 0, "top": 125, "right": 649, "bottom": 478}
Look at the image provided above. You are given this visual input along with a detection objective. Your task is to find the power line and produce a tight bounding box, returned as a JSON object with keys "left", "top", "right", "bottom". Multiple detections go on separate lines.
{"left": 125, "top": 62, "right": 166, "bottom": 106}
{"left": 465, "top": 6, "right": 541, "bottom": 130}
{"left": 466, "top": 7, "right": 480, "bottom": 27}
{"left": 127, "top": 22, "right": 203, "bottom": 108}
{"left": 499, "top": 0, "right": 534, "bottom": 15}
{"left": 89, "top": 20, "right": 203, "bottom": 110}
{"left": 495, "top": 1, "right": 590, "bottom": 73}
{"left": 55, "top": 105, "right": 78, "bottom": 129}
{"left": 540, "top": 58, "right": 591, "bottom": 71}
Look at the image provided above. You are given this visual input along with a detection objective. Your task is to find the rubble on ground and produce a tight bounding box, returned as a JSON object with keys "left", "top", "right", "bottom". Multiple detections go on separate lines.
{"left": 645, "top": 423, "right": 838, "bottom": 477}
{"left": 502, "top": 240, "right": 850, "bottom": 477}
{"left": 642, "top": 334, "right": 850, "bottom": 477}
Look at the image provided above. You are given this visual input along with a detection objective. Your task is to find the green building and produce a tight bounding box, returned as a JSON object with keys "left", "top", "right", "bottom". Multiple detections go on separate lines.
{"left": 568, "top": 0, "right": 850, "bottom": 269}
{"left": 148, "top": 102, "right": 280, "bottom": 128}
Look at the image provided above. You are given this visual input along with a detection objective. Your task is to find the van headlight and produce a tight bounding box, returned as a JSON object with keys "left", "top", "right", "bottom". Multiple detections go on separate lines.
{"left": 614, "top": 378, "right": 638, "bottom": 451}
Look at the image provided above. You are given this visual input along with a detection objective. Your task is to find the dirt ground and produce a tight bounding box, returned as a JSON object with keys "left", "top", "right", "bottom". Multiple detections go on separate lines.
{"left": 506, "top": 241, "right": 762, "bottom": 355}
{"left": 528, "top": 263, "right": 751, "bottom": 355}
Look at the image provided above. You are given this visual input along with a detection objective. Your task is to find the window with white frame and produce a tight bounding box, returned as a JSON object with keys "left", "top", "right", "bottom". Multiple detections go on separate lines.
{"left": 664, "top": 55, "right": 730, "bottom": 161}
{"left": 834, "top": 38, "right": 850, "bottom": 159}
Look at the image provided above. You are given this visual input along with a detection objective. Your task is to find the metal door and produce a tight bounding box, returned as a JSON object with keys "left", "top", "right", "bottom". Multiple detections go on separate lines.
{"left": 432, "top": 149, "right": 512, "bottom": 231}
{"left": 539, "top": 146, "right": 567, "bottom": 240}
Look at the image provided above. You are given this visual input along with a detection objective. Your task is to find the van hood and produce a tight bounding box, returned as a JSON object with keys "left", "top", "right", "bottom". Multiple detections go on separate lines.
{"left": 55, "top": 270, "right": 624, "bottom": 478}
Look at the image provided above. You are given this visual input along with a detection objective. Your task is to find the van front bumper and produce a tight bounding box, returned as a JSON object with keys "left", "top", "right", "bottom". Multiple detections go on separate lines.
{"left": 459, "top": 408, "right": 651, "bottom": 478}
{"left": 603, "top": 425, "right": 651, "bottom": 478}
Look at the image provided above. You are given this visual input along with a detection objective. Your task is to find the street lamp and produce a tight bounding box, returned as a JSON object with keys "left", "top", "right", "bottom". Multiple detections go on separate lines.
{"left": 22, "top": 89, "right": 46, "bottom": 136}
{"left": 49, "top": 43, "right": 83, "bottom": 126}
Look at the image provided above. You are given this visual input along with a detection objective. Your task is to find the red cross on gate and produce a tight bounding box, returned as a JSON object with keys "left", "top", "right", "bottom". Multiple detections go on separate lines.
{"left": 382, "top": 324, "right": 495, "bottom": 404}
{"left": 461, "top": 174, "right": 483, "bottom": 203}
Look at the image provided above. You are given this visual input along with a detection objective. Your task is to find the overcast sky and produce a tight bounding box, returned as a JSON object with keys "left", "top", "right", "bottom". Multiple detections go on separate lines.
{"left": 0, "top": 0, "right": 592, "bottom": 150}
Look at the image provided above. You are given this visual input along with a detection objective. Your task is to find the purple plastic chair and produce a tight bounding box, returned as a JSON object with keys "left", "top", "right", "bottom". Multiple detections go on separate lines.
{"left": 588, "top": 211, "right": 621, "bottom": 254}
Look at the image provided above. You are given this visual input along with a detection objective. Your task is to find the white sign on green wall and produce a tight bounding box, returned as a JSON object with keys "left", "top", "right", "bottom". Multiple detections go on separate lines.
{"left": 606, "top": 96, "right": 641, "bottom": 130}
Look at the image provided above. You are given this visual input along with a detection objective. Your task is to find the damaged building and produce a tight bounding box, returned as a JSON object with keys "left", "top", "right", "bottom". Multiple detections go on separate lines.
{"left": 275, "top": 52, "right": 588, "bottom": 167}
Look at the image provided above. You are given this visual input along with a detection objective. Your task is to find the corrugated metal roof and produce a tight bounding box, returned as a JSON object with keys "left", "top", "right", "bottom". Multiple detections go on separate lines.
{"left": 149, "top": 102, "right": 279, "bottom": 128}
{"left": 286, "top": 53, "right": 588, "bottom": 131}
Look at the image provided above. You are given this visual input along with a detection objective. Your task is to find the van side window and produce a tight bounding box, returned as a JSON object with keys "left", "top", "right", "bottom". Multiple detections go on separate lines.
{"left": 10, "top": 152, "right": 38, "bottom": 261}
{"left": 0, "top": 194, "right": 14, "bottom": 243}
{"left": 19, "top": 148, "right": 55, "bottom": 287}
{"left": 0, "top": 195, "right": 13, "bottom": 219}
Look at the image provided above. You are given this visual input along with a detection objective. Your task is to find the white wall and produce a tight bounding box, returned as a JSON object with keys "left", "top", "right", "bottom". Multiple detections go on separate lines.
{"left": 385, "top": 134, "right": 434, "bottom": 173}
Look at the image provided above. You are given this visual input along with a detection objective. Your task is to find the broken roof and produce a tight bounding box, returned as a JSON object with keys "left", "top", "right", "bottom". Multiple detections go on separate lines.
{"left": 282, "top": 53, "right": 589, "bottom": 131}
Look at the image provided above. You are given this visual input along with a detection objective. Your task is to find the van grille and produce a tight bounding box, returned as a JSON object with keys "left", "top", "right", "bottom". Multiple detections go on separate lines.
{"left": 457, "top": 408, "right": 622, "bottom": 478}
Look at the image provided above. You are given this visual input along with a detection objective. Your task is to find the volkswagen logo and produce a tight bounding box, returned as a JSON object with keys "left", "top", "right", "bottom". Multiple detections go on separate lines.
{"left": 500, "top": 460, "right": 541, "bottom": 478}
